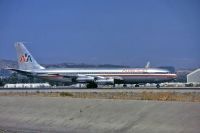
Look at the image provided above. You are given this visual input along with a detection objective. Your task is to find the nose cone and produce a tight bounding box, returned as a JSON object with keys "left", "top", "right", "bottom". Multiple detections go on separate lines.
{"left": 172, "top": 73, "right": 177, "bottom": 78}
{"left": 170, "top": 73, "right": 177, "bottom": 81}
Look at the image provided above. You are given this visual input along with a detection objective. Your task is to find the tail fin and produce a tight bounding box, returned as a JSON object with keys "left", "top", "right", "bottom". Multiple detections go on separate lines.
{"left": 145, "top": 61, "right": 150, "bottom": 68}
{"left": 15, "top": 42, "right": 45, "bottom": 70}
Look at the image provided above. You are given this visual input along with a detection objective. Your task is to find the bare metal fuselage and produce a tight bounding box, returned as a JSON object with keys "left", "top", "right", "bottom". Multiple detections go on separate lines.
{"left": 25, "top": 68, "right": 176, "bottom": 84}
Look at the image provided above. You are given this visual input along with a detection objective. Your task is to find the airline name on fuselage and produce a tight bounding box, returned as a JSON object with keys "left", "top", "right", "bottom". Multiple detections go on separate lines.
{"left": 122, "top": 69, "right": 146, "bottom": 73}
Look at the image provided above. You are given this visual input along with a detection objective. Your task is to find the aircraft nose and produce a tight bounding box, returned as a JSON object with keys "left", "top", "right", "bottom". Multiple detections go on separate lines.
{"left": 172, "top": 74, "right": 177, "bottom": 79}
{"left": 167, "top": 74, "right": 177, "bottom": 79}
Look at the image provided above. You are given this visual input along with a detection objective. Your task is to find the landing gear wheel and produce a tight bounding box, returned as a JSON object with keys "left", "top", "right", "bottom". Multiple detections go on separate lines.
{"left": 135, "top": 84, "right": 139, "bottom": 87}
{"left": 156, "top": 84, "right": 160, "bottom": 88}
{"left": 123, "top": 84, "right": 127, "bottom": 88}
{"left": 86, "top": 83, "right": 98, "bottom": 88}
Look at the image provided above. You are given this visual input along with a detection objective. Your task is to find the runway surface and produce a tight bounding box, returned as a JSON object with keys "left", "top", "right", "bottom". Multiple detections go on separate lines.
{"left": 0, "top": 96, "right": 199, "bottom": 133}
{"left": 1, "top": 87, "right": 200, "bottom": 93}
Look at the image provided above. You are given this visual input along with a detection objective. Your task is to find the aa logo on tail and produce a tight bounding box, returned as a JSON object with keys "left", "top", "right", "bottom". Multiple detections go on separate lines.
{"left": 20, "top": 53, "right": 32, "bottom": 63}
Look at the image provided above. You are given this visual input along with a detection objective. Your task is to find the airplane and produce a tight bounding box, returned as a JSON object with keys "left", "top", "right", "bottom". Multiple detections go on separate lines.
{"left": 7, "top": 42, "right": 177, "bottom": 88}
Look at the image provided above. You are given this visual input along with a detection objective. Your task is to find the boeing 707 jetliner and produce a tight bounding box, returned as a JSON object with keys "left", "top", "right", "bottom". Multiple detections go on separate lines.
{"left": 7, "top": 42, "right": 177, "bottom": 88}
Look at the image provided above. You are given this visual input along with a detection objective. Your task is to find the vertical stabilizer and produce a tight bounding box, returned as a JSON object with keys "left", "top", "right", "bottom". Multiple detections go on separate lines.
{"left": 145, "top": 61, "right": 150, "bottom": 68}
{"left": 15, "top": 42, "right": 45, "bottom": 70}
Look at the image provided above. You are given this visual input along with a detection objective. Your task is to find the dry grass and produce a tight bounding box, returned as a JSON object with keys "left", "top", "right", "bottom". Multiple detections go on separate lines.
{"left": 0, "top": 91, "right": 200, "bottom": 102}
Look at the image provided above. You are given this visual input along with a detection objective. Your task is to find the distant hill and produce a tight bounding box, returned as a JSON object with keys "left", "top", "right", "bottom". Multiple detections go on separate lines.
{"left": 0, "top": 59, "right": 18, "bottom": 77}
{"left": 158, "top": 66, "right": 175, "bottom": 73}
{"left": 46, "top": 63, "right": 129, "bottom": 68}
{"left": 0, "top": 59, "right": 18, "bottom": 69}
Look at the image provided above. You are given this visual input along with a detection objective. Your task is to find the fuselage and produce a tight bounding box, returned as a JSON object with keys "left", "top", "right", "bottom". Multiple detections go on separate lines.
{"left": 26, "top": 68, "right": 177, "bottom": 84}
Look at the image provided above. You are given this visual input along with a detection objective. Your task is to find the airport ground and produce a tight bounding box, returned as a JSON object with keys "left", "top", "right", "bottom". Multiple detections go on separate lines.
{"left": 0, "top": 87, "right": 199, "bottom": 133}
{"left": 0, "top": 96, "right": 199, "bottom": 133}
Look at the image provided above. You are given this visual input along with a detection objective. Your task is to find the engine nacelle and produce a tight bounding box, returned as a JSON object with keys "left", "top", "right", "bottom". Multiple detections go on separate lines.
{"left": 76, "top": 76, "right": 95, "bottom": 83}
{"left": 95, "top": 78, "right": 114, "bottom": 85}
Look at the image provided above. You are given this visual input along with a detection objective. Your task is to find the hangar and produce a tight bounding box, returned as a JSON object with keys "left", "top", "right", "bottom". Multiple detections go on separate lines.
{"left": 187, "top": 68, "right": 200, "bottom": 83}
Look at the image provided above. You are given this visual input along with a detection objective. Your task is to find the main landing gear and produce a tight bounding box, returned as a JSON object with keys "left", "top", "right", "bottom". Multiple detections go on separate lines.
{"left": 135, "top": 84, "right": 139, "bottom": 87}
{"left": 156, "top": 84, "right": 160, "bottom": 88}
{"left": 123, "top": 84, "right": 127, "bottom": 88}
{"left": 86, "top": 82, "right": 98, "bottom": 88}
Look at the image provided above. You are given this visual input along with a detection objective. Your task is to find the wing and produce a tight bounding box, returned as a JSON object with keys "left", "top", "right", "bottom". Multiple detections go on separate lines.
{"left": 5, "top": 68, "right": 33, "bottom": 76}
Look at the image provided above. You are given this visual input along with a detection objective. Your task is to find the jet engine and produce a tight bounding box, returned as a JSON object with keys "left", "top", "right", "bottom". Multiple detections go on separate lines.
{"left": 76, "top": 75, "right": 95, "bottom": 83}
{"left": 95, "top": 78, "right": 114, "bottom": 85}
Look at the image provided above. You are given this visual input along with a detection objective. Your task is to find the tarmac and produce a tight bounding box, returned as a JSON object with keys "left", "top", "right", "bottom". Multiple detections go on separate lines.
{"left": 1, "top": 87, "right": 200, "bottom": 93}
{"left": 0, "top": 96, "right": 199, "bottom": 133}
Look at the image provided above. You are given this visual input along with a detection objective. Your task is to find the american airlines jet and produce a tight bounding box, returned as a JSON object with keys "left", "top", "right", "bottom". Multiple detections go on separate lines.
{"left": 7, "top": 42, "right": 177, "bottom": 88}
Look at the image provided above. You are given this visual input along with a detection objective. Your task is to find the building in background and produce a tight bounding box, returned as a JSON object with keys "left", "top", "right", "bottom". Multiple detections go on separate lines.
{"left": 187, "top": 68, "right": 200, "bottom": 83}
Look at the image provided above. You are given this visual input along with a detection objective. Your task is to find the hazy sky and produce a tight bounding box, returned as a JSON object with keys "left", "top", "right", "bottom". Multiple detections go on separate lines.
{"left": 0, "top": 0, "right": 199, "bottom": 68}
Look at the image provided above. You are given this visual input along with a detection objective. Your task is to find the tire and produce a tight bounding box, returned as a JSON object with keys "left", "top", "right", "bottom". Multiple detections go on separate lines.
{"left": 135, "top": 84, "right": 139, "bottom": 87}
{"left": 86, "top": 83, "right": 98, "bottom": 88}
{"left": 156, "top": 84, "right": 160, "bottom": 88}
{"left": 123, "top": 84, "right": 127, "bottom": 88}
